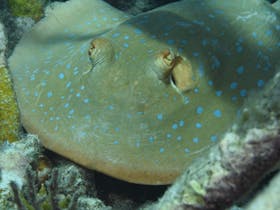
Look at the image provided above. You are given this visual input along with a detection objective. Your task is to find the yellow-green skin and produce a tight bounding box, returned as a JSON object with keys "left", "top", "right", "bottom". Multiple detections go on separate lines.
{"left": 0, "top": 66, "right": 20, "bottom": 142}
{"left": 8, "top": 0, "right": 44, "bottom": 21}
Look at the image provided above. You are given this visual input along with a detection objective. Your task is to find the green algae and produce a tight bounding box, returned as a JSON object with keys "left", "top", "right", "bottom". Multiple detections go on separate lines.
{"left": 8, "top": 0, "right": 45, "bottom": 21}
{"left": 0, "top": 66, "right": 20, "bottom": 142}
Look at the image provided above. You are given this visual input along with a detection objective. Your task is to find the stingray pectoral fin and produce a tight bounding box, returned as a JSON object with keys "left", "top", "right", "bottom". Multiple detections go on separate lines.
{"left": 33, "top": 0, "right": 131, "bottom": 43}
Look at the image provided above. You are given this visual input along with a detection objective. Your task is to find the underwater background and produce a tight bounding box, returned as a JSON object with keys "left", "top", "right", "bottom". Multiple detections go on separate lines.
{"left": 1, "top": 0, "right": 280, "bottom": 209}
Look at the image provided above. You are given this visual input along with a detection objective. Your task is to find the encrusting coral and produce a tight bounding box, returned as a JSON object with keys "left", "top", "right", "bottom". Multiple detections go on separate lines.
{"left": 0, "top": 22, "right": 20, "bottom": 143}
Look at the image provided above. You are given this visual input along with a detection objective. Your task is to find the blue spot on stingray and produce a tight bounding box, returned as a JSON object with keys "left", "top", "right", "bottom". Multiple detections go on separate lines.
{"left": 115, "top": 127, "right": 120, "bottom": 132}
{"left": 84, "top": 115, "right": 91, "bottom": 120}
{"left": 73, "top": 66, "right": 79, "bottom": 75}
{"left": 66, "top": 81, "right": 71, "bottom": 88}
{"left": 252, "top": 32, "right": 257, "bottom": 38}
{"left": 160, "top": 148, "right": 165, "bottom": 153}
{"left": 216, "top": 90, "right": 223, "bottom": 97}
{"left": 236, "top": 66, "right": 244, "bottom": 74}
{"left": 184, "top": 148, "right": 190, "bottom": 153}
{"left": 172, "top": 123, "right": 178, "bottom": 130}
{"left": 123, "top": 43, "right": 129, "bottom": 48}
{"left": 213, "top": 109, "right": 222, "bottom": 118}
{"left": 208, "top": 80, "right": 214, "bottom": 86}
{"left": 112, "top": 17, "right": 119, "bottom": 21}
{"left": 69, "top": 109, "right": 74, "bottom": 115}
{"left": 64, "top": 103, "right": 69, "bottom": 108}
{"left": 80, "top": 85, "right": 85, "bottom": 90}
{"left": 211, "top": 55, "right": 220, "bottom": 69}
{"left": 112, "top": 32, "right": 120, "bottom": 38}
{"left": 180, "top": 39, "right": 188, "bottom": 45}
{"left": 58, "top": 73, "right": 64, "bottom": 79}
{"left": 183, "top": 97, "right": 190, "bottom": 104}
{"left": 66, "top": 63, "right": 71, "bottom": 69}
{"left": 210, "top": 135, "right": 218, "bottom": 142}
{"left": 196, "top": 106, "right": 204, "bottom": 114}
{"left": 257, "top": 79, "right": 264, "bottom": 88}
{"left": 240, "top": 89, "right": 247, "bottom": 97}
{"left": 179, "top": 120, "right": 185, "bottom": 127}
{"left": 231, "top": 96, "right": 238, "bottom": 101}
{"left": 157, "top": 113, "right": 163, "bottom": 120}
{"left": 167, "top": 39, "right": 175, "bottom": 45}
{"left": 30, "top": 74, "right": 35, "bottom": 81}
{"left": 177, "top": 136, "right": 182, "bottom": 141}
{"left": 124, "top": 35, "right": 129, "bottom": 40}
{"left": 230, "top": 82, "right": 238, "bottom": 89}
{"left": 196, "top": 122, "right": 202, "bottom": 128}
{"left": 108, "top": 105, "right": 114, "bottom": 110}
{"left": 276, "top": 25, "right": 280, "bottom": 31}
{"left": 236, "top": 46, "right": 243, "bottom": 53}
{"left": 193, "top": 52, "right": 200, "bottom": 57}
{"left": 149, "top": 136, "right": 155, "bottom": 143}
{"left": 194, "top": 88, "right": 199, "bottom": 93}
{"left": 139, "top": 39, "right": 146, "bottom": 44}
{"left": 192, "top": 19, "right": 204, "bottom": 25}
{"left": 47, "top": 91, "right": 53, "bottom": 98}
{"left": 134, "top": 28, "right": 142, "bottom": 35}
{"left": 76, "top": 93, "right": 81, "bottom": 97}
{"left": 201, "top": 39, "right": 208, "bottom": 46}
{"left": 258, "top": 40, "right": 263, "bottom": 46}
{"left": 166, "top": 133, "right": 172, "bottom": 139}
{"left": 113, "top": 140, "right": 119, "bottom": 145}
{"left": 214, "top": 9, "right": 224, "bottom": 14}
{"left": 198, "top": 64, "right": 204, "bottom": 77}
{"left": 265, "top": 30, "right": 272, "bottom": 36}
{"left": 192, "top": 137, "right": 199, "bottom": 143}
{"left": 83, "top": 98, "right": 89, "bottom": 103}
{"left": 238, "top": 37, "right": 244, "bottom": 43}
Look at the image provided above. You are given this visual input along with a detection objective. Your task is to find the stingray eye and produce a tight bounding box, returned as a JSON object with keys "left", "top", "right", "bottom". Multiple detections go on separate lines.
{"left": 162, "top": 49, "right": 176, "bottom": 67}
{"left": 170, "top": 56, "right": 197, "bottom": 92}
{"left": 87, "top": 38, "right": 115, "bottom": 70}
{"left": 154, "top": 49, "right": 176, "bottom": 83}
{"left": 88, "top": 41, "right": 96, "bottom": 56}
{"left": 154, "top": 49, "right": 197, "bottom": 92}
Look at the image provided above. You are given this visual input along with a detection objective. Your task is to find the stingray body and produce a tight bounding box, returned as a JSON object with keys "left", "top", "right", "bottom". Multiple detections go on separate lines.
{"left": 9, "top": 0, "right": 280, "bottom": 184}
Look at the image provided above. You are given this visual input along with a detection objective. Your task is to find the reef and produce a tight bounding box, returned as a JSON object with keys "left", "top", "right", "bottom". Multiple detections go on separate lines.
{"left": 0, "top": 22, "right": 20, "bottom": 142}
{"left": 7, "top": 0, "right": 45, "bottom": 21}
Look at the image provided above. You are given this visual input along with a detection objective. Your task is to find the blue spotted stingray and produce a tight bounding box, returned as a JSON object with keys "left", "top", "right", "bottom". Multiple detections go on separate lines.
{"left": 9, "top": 0, "right": 280, "bottom": 184}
